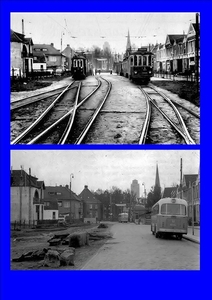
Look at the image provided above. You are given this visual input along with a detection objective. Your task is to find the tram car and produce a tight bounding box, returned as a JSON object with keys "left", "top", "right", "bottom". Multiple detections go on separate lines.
{"left": 71, "top": 54, "right": 92, "bottom": 79}
{"left": 121, "top": 47, "right": 154, "bottom": 84}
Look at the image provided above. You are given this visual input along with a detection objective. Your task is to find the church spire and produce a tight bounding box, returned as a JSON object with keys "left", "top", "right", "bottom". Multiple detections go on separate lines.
{"left": 126, "top": 29, "right": 131, "bottom": 51}
{"left": 155, "top": 163, "right": 160, "bottom": 188}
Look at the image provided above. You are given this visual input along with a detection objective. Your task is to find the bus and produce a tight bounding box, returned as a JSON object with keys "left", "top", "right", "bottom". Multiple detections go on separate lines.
{"left": 118, "top": 213, "right": 128, "bottom": 223}
{"left": 151, "top": 198, "right": 188, "bottom": 240}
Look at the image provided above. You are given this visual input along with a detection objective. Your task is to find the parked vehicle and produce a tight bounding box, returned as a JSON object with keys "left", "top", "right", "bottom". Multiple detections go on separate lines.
{"left": 151, "top": 197, "right": 188, "bottom": 240}
{"left": 118, "top": 213, "right": 128, "bottom": 223}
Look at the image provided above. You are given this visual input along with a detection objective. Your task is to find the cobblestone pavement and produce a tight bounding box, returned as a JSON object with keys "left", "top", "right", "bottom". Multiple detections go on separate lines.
{"left": 81, "top": 222, "right": 200, "bottom": 270}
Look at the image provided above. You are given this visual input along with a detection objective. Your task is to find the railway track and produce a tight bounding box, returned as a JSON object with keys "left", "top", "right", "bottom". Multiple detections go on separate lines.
{"left": 139, "top": 85, "right": 198, "bottom": 144}
{"left": 11, "top": 85, "right": 73, "bottom": 111}
{"left": 11, "top": 76, "right": 111, "bottom": 144}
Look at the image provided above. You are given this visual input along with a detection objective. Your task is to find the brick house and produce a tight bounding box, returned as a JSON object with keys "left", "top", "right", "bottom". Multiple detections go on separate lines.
{"left": 11, "top": 29, "right": 33, "bottom": 77}
{"left": 44, "top": 186, "right": 82, "bottom": 221}
{"left": 154, "top": 22, "right": 200, "bottom": 75}
{"left": 33, "top": 43, "right": 66, "bottom": 71}
{"left": 162, "top": 187, "right": 178, "bottom": 198}
{"left": 11, "top": 169, "right": 45, "bottom": 224}
{"left": 78, "top": 185, "right": 102, "bottom": 222}
{"left": 176, "top": 174, "right": 199, "bottom": 224}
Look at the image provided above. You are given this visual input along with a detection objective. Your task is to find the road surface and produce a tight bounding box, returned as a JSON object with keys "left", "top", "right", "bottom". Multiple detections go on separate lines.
{"left": 81, "top": 222, "right": 199, "bottom": 270}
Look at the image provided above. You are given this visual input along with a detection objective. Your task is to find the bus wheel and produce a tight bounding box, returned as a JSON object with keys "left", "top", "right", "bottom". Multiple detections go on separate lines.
{"left": 177, "top": 234, "right": 182, "bottom": 240}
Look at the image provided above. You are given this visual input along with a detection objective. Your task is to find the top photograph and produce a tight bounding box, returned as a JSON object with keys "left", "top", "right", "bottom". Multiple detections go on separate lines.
{"left": 10, "top": 13, "right": 200, "bottom": 145}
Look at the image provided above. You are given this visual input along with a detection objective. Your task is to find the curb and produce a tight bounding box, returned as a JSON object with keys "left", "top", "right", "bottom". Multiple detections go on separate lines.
{"left": 183, "top": 236, "right": 200, "bottom": 244}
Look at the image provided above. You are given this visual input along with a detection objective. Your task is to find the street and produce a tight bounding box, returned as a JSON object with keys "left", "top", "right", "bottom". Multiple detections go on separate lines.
{"left": 81, "top": 222, "right": 200, "bottom": 270}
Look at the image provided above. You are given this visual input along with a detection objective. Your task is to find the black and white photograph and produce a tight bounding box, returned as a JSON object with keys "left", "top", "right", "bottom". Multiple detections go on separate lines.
{"left": 11, "top": 150, "right": 200, "bottom": 270}
{"left": 10, "top": 13, "right": 200, "bottom": 144}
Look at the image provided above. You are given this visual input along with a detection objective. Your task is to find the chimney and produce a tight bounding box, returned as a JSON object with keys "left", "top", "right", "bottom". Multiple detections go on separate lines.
{"left": 67, "top": 44, "right": 70, "bottom": 47}
{"left": 22, "top": 19, "right": 24, "bottom": 35}
{"left": 51, "top": 43, "right": 54, "bottom": 47}
{"left": 84, "top": 185, "right": 88, "bottom": 189}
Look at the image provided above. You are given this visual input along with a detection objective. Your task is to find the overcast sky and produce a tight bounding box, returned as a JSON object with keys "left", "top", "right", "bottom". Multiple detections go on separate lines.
{"left": 10, "top": 13, "right": 197, "bottom": 53}
{"left": 11, "top": 150, "right": 200, "bottom": 196}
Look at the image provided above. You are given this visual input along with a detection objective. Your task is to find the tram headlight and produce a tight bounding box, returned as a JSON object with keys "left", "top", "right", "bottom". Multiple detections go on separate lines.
{"left": 134, "top": 71, "right": 138, "bottom": 74}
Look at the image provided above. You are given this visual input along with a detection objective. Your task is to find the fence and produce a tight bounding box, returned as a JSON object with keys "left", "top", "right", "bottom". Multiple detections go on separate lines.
{"left": 154, "top": 71, "right": 197, "bottom": 82}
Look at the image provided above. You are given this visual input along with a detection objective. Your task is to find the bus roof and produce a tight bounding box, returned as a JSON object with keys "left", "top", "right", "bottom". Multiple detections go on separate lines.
{"left": 152, "top": 198, "right": 188, "bottom": 207}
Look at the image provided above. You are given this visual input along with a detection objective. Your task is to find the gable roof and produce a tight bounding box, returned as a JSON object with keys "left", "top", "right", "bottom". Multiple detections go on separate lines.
{"left": 183, "top": 174, "right": 198, "bottom": 188}
{"left": 11, "top": 170, "right": 40, "bottom": 188}
{"left": 44, "top": 186, "right": 81, "bottom": 202}
{"left": 163, "top": 187, "right": 178, "bottom": 198}
{"left": 78, "top": 185, "right": 101, "bottom": 204}
{"left": 165, "top": 34, "right": 185, "bottom": 46}
{"left": 33, "top": 44, "right": 63, "bottom": 56}
{"left": 11, "top": 30, "right": 33, "bottom": 45}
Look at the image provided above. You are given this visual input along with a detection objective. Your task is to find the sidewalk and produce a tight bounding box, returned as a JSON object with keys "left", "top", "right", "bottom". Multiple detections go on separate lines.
{"left": 183, "top": 226, "right": 200, "bottom": 244}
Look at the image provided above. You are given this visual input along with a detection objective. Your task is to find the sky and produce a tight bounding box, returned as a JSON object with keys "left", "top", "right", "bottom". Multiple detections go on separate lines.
{"left": 11, "top": 150, "right": 200, "bottom": 197}
{"left": 10, "top": 13, "right": 197, "bottom": 53}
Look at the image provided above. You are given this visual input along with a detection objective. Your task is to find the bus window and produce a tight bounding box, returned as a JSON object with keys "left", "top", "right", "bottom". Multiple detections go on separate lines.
{"left": 130, "top": 56, "right": 134, "bottom": 66}
{"left": 161, "top": 203, "right": 187, "bottom": 215}
{"left": 134, "top": 55, "right": 137, "bottom": 66}
{"left": 138, "top": 56, "right": 142, "bottom": 66}
{"left": 143, "top": 56, "right": 147, "bottom": 66}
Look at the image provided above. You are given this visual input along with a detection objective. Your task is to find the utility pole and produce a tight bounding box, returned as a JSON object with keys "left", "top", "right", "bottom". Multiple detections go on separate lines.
{"left": 180, "top": 158, "right": 183, "bottom": 199}
{"left": 29, "top": 168, "right": 31, "bottom": 225}
{"left": 195, "top": 13, "right": 199, "bottom": 92}
{"left": 69, "top": 174, "right": 74, "bottom": 222}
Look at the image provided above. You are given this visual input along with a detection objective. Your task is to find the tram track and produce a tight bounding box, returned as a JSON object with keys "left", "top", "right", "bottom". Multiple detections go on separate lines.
{"left": 11, "top": 76, "right": 112, "bottom": 144}
{"left": 139, "top": 85, "right": 198, "bottom": 144}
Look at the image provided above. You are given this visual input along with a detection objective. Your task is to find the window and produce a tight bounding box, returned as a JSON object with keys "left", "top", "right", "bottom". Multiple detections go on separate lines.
{"left": 138, "top": 56, "right": 142, "bottom": 66}
{"left": 42, "top": 48, "right": 47, "bottom": 52}
{"left": 152, "top": 204, "right": 159, "bottom": 215}
{"left": 49, "top": 56, "right": 57, "bottom": 62}
{"left": 161, "top": 204, "right": 186, "bottom": 215}
{"left": 58, "top": 201, "right": 62, "bottom": 207}
{"left": 48, "top": 191, "right": 55, "bottom": 195}
{"left": 52, "top": 212, "right": 56, "bottom": 220}
{"left": 143, "top": 56, "right": 147, "bottom": 66}
{"left": 90, "top": 204, "right": 92, "bottom": 209}
{"left": 130, "top": 56, "right": 134, "bottom": 66}
{"left": 95, "top": 204, "right": 98, "bottom": 209}
{"left": 45, "top": 201, "right": 50, "bottom": 206}
{"left": 64, "top": 201, "right": 70, "bottom": 208}
{"left": 134, "top": 55, "right": 137, "bottom": 66}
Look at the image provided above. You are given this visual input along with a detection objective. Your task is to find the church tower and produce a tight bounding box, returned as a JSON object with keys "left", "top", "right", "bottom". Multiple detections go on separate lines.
{"left": 155, "top": 163, "right": 160, "bottom": 188}
{"left": 126, "top": 30, "right": 131, "bottom": 56}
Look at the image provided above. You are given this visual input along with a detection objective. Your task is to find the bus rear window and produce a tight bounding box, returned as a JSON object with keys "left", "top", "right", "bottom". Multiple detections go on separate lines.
{"left": 161, "top": 204, "right": 186, "bottom": 215}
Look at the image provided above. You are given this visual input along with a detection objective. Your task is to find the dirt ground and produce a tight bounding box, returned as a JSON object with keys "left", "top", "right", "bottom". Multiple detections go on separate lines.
{"left": 11, "top": 222, "right": 114, "bottom": 270}
{"left": 151, "top": 80, "right": 199, "bottom": 107}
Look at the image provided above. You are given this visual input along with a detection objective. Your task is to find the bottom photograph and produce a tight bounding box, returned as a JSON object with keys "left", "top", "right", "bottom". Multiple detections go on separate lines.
{"left": 10, "top": 150, "right": 200, "bottom": 270}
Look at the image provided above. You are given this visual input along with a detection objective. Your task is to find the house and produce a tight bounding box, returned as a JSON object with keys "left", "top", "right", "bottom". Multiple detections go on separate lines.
{"left": 33, "top": 51, "right": 47, "bottom": 72}
{"left": 162, "top": 187, "right": 178, "bottom": 198}
{"left": 43, "top": 198, "right": 58, "bottom": 220}
{"left": 78, "top": 185, "right": 102, "bottom": 222}
{"left": 154, "top": 20, "right": 200, "bottom": 75}
{"left": 176, "top": 174, "right": 199, "bottom": 223}
{"left": 33, "top": 43, "right": 66, "bottom": 71}
{"left": 165, "top": 34, "right": 185, "bottom": 73}
{"left": 44, "top": 186, "right": 82, "bottom": 221}
{"left": 11, "top": 29, "right": 33, "bottom": 77}
{"left": 62, "top": 44, "right": 75, "bottom": 70}
{"left": 187, "top": 23, "right": 200, "bottom": 73}
{"left": 11, "top": 169, "right": 45, "bottom": 224}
